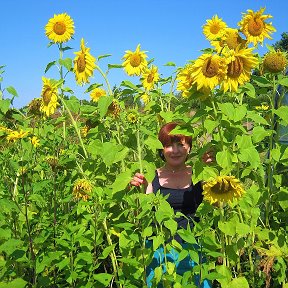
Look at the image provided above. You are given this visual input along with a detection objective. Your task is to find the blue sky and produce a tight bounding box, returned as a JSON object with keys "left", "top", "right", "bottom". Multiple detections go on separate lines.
{"left": 1, "top": 0, "right": 288, "bottom": 108}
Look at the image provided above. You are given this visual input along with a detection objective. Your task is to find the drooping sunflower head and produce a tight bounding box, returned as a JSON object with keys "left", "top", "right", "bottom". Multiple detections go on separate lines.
{"left": 238, "top": 8, "right": 276, "bottom": 46}
{"left": 73, "top": 38, "right": 96, "bottom": 85}
{"left": 203, "top": 15, "right": 227, "bottom": 41}
{"left": 176, "top": 63, "right": 195, "bottom": 98}
{"left": 27, "top": 98, "right": 42, "bottom": 117}
{"left": 107, "top": 100, "right": 121, "bottom": 118}
{"left": 141, "top": 65, "right": 160, "bottom": 91}
{"left": 72, "top": 179, "right": 93, "bottom": 201}
{"left": 122, "top": 44, "right": 148, "bottom": 76}
{"left": 40, "top": 77, "right": 59, "bottom": 117}
{"left": 45, "top": 13, "right": 75, "bottom": 43}
{"left": 263, "top": 50, "right": 287, "bottom": 73}
{"left": 90, "top": 87, "right": 106, "bottom": 102}
{"left": 191, "top": 53, "right": 227, "bottom": 91}
{"left": 211, "top": 28, "right": 247, "bottom": 52}
{"left": 203, "top": 175, "right": 245, "bottom": 205}
{"left": 221, "top": 46, "right": 258, "bottom": 92}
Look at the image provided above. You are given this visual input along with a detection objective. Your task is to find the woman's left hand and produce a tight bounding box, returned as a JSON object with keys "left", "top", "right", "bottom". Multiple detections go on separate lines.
{"left": 202, "top": 149, "right": 214, "bottom": 164}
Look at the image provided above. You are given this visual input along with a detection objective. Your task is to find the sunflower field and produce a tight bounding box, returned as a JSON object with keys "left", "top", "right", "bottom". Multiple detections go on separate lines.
{"left": 0, "top": 8, "right": 288, "bottom": 288}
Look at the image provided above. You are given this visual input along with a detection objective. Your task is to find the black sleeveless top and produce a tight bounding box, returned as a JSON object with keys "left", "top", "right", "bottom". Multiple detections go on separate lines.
{"left": 152, "top": 172, "right": 203, "bottom": 242}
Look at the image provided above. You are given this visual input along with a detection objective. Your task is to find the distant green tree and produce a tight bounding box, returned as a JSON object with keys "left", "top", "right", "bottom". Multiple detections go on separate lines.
{"left": 273, "top": 32, "right": 288, "bottom": 51}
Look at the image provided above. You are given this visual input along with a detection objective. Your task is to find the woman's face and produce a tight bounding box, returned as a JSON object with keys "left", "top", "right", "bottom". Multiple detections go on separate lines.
{"left": 162, "top": 140, "right": 190, "bottom": 167}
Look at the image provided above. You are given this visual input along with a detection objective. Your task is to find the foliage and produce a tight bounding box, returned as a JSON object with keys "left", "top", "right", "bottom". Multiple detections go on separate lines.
{"left": 0, "top": 9, "right": 288, "bottom": 288}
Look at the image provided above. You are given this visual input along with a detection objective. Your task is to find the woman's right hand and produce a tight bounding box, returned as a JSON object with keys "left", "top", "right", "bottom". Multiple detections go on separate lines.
{"left": 130, "top": 173, "right": 148, "bottom": 188}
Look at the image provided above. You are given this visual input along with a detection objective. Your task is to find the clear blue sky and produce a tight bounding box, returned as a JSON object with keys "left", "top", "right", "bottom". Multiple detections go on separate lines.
{"left": 1, "top": 0, "right": 287, "bottom": 108}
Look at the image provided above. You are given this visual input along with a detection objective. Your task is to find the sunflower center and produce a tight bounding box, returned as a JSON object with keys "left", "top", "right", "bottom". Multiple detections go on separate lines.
{"left": 130, "top": 54, "right": 141, "bottom": 67}
{"left": 263, "top": 52, "right": 287, "bottom": 73}
{"left": 210, "top": 24, "right": 220, "bottom": 35}
{"left": 202, "top": 57, "right": 219, "bottom": 78}
{"left": 77, "top": 54, "right": 86, "bottom": 73}
{"left": 211, "top": 181, "right": 232, "bottom": 194}
{"left": 225, "top": 32, "right": 240, "bottom": 50}
{"left": 227, "top": 57, "right": 243, "bottom": 78}
{"left": 247, "top": 17, "right": 264, "bottom": 36}
{"left": 43, "top": 89, "right": 52, "bottom": 105}
{"left": 53, "top": 22, "right": 66, "bottom": 35}
{"left": 147, "top": 73, "right": 154, "bottom": 83}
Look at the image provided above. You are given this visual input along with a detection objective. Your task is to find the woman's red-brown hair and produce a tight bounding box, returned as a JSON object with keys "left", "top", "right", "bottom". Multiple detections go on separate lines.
{"left": 158, "top": 122, "right": 192, "bottom": 148}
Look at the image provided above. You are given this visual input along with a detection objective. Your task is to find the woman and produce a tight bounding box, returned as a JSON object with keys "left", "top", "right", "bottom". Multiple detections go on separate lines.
{"left": 130, "top": 122, "right": 212, "bottom": 287}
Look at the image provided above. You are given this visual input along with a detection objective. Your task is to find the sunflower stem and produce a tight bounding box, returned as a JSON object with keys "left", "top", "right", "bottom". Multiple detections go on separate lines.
{"left": 95, "top": 65, "right": 113, "bottom": 96}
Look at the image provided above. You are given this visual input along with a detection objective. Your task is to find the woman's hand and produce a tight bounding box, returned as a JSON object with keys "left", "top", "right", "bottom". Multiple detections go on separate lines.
{"left": 202, "top": 149, "right": 215, "bottom": 164}
{"left": 130, "top": 173, "right": 148, "bottom": 188}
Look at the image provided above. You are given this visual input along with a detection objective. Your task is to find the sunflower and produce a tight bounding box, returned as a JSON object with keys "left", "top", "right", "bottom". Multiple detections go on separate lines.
{"left": 72, "top": 179, "right": 93, "bottom": 201}
{"left": 90, "top": 87, "right": 106, "bottom": 102}
{"left": 73, "top": 38, "right": 96, "bottom": 85}
{"left": 127, "top": 111, "right": 138, "bottom": 124}
{"left": 7, "top": 129, "right": 29, "bottom": 142}
{"left": 191, "top": 54, "right": 227, "bottom": 91}
{"left": 238, "top": 8, "right": 276, "bottom": 46}
{"left": 107, "top": 100, "right": 121, "bottom": 118}
{"left": 176, "top": 63, "right": 195, "bottom": 98}
{"left": 263, "top": 50, "right": 287, "bottom": 73}
{"left": 30, "top": 136, "right": 40, "bottom": 148}
{"left": 141, "top": 93, "right": 150, "bottom": 105}
{"left": 211, "top": 28, "right": 247, "bottom": 53}
{"left": 203, "top": 15, "right": 227, "bottom": 41}
{"left": 45, "top": 13, "right": 75, "bottom": 43}
{"left": 203, "top": 175, "right": 245, "bottom": 205}
{"left": 40, "top": 77, "right": 59, "bottom": 117}
{"left": 122, "top": 44, "right": 148, "bottom": 76}
{"left": 141, "top": 65, "right": 160, "bottom": 91}
{"left": 221, "top": 46, "right": 258, "bottom": 92}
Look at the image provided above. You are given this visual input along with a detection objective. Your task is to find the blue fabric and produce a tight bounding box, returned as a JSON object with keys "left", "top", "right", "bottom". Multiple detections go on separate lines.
{"left": 146, "top": 243, "right": 211, "bottom": 288}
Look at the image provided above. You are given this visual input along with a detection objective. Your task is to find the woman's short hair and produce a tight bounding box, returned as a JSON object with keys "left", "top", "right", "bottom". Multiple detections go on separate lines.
{"left": 157, "top": 122, "right": 192, "bottom": 160}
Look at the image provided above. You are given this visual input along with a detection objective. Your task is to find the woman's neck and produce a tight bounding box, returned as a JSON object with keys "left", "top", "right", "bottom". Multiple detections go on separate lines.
{"left": 163, "top": 163, "right": 188, "bottom": 173}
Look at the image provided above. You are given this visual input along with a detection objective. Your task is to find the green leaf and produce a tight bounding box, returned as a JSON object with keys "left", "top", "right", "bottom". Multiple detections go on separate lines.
{"left": 59, "top": 58, "right": 73, "bottom": 71}
{"left": 0, "top": 278, "right": 27, "bottom": 288}
{"left": 238, "top": 146, "right": 260, "bottom": 169}
{"left": 163, "top": 62, "right": 176, "bottom": 67}
{"left": 93, "top": 273, "right": 113, "bottom": 286}
{"left": 100, "top": 244, "right": 117, "bottom": 259}
{"left": 56, "top": 257, "right": 70, "bottom": 270}
{"left": 216, "top": 148, "right": 233, "bottom": 170}
{"left": 98, "top": 95, "right": 113, "bottom": 118}
{"left": 252, "top": 75, "right": 272, "bottom": 87}
{"left": 0, "top": 239, "right": 23, "bottom": 255}
{"left": 247, "top": 110, "right": 269, "bottom": 125}
{"left": 98, "top": 54, "right": 112, "bottom": 61}
{"left": 252, "top": 126, "right": 271, "bottom": 143}
{"left": 278, "top": 77, "right": 288, "bottom": 87}
{"left": 6, "top": 86, "right": 18, "bottom": 97}
{"left": 241, "top": 82, "right": 255, "bottom": 98}
{"left": 44, "top": 60, "right": 56, "bottom": 73}
{"left": 164, "top": 219, "right": 177, "bottom": 235}
{"left": 0, "top": 99, "right": 11, "bottom": 114}
{"left": 218, "top": 221, "right": 236, "bottom": 236}
{"left": 110, "top": 170, "right": 131, "bottom": 193}
{"left": 65, "top": 96, "right": 80, "bottom": 113}
{"left": 144, "top": 136, "right": 163, "bottom": 152}
{"left": 229, "top": 276, "right": 249, "bottom": 288}
{"left": 274, "top": 106, "right": 288, "bottom": 125}
{"left": 108, "top": 64, "right": 123, "bottom": 69}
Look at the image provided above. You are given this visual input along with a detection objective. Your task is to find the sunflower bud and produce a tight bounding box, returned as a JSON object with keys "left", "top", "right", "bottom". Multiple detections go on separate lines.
{"left": 263, "top": 51, "right": 287, "bottom": 73}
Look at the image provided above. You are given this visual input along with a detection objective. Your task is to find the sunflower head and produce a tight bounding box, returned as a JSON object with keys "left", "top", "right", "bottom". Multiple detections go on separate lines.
{"left": 90, "top": 87, "right": 106, "bottom": 102}
{"left": 72, "top": 179, "right": 93, "bottom": 201}
{"left": 73, "top": 38, "right": 96, "bottom": 85}
{"left": 6, "top": 129, "right": 29, "bottom": 142}
{"left": 107, "top": 100, "right": 121, "bottom": 118}
{"left": 122, "top": 44, "right": 148, "bottom": 76}
{"left": 40, "top": 77, "right": 59, "bottom": 117}
{"left": 127, "top": 111, "right": 139, "bottom": 124}
{"left": 203, "top": 175, "right": 245, "bottom": 205}
{"left": 30, "top": 136, "right": 40, "bottom": 148}
{"left": 27, "top": 98, "right": 42, "bottom": 117}
{"left": 191, "top": 54, "right": 227, "bottom": 91}
{"left": 45, "top": 13, "right": 75, "bottom": 43}
{"left": 238, "top": 8, "right": 276, "bottom": 46}
{"left": 141, "top": 65, "right": 160, "bottom": 91}
{"left": 46, "top": 156, "right": 59, "bottom": 169}
{"left": 263, "top": 50, "right": 287, "bottom": 73}
{"left": 203, "top": 15, "right": 227, "bottom": 41}
{"left": 141, "top": 93, "right": 150, "bottom": 105}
